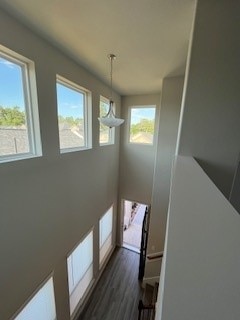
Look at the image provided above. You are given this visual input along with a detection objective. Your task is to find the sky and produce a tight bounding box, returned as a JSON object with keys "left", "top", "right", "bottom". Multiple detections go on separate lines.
{"left": 0, "top": 57, "right": 25, "bottom": 108}
{"left": 56, "top": 83, "right": 83, "bottom": 119}
{"left": 0, "top": 56, "right": 83, "bottom": 119}
{"left": 131, "top": 107, "right": 156, "bottom": 124}
{"left": 0, "top": 56, "right": 155, "bottom": 122}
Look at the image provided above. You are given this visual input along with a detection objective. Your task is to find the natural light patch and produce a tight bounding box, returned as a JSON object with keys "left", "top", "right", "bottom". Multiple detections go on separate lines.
{"left": 99, "top": 96, "right": 114, "bottom": 145}
{"left": 129, "top": 106, "right": 156, "bottom": 144}
{"left": 99, "top": 206, "right": 113, "bottom": 267}
{"left": 0, "top": 48, "right": 41, "bottom": 161}
{"left": 56, "top": 76, "right": 91, "bottom": 152}
{"left": 14, "top": 277, "right": 56, "bottom": 320}
{"left": 67, "top": 230, "right": 93, "bottom": 315}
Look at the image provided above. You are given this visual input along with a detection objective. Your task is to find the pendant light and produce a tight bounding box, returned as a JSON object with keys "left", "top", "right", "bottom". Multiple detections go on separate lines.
{"left": 98, "top": 54, "right": 124, "bottom": 128}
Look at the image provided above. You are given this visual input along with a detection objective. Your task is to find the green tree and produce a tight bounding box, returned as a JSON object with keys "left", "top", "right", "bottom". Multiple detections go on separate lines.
{"left": 0, "top": 106, "right": 25, "bottom": 126}
{"left": 58, "top": 115, "right": 83, "bottom": 127}
{"left": 130, "top": 118, "right": 154, "bottom": 135}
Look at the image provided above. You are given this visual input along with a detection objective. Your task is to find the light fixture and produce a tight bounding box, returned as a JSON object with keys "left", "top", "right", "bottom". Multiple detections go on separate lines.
{"left": 98, "top": 54, "right": 124, "bottom": 128}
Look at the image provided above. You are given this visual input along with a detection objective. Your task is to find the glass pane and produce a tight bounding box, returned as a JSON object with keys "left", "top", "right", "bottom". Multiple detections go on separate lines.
{"left": 67, "top": 231, "right": 93, "bottom": 294}
{"left": 100, "top": 207, "right": 113, "bottom": 247}
{"left": 15, "top": 278, "right": 56, "bottom": 320}
{"left": 57, "top": 82, "right": 85, "bottom": 150}
{"left": 99, "top": 98, "right": 111, "bottom": 144}
{"left": 0, "top": 56, "right": 30, "bottom": 156}
{"left": 129, "top": 107, "right": 156, "bottom": 144}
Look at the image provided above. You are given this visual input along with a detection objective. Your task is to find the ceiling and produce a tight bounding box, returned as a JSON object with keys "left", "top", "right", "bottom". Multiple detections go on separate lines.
{"left": 0, "top": 0, "right": 196, "bottom": 95}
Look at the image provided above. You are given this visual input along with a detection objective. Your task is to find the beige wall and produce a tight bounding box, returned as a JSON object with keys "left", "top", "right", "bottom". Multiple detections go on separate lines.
{"left": 156, "top": 1, "right": 240, "bottom": 319}
{"left": 156, "top": 156, "right": 240, "bottom": 320}
{"left": 144, "top": 76, "right": 184, "bottom": 280}
{"left": 177, "top": 0, "right": 240, "bottom": 198}
{"left": 117, "top": 94, "right": 160, "bottom": 243}
{"left": 0, "top": 9, "right": 121, "bottom": 320}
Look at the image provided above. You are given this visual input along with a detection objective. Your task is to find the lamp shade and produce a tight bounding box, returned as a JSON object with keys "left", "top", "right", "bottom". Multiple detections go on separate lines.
{"left": 98, "top": 100, "right": 124, "bottom": 128}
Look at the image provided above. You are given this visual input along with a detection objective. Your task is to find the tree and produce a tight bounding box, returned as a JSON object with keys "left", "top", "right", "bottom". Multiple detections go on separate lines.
{"left": 130, "top": 118, "right": 154, "bottom": 135}
{"left": 58, "top": 115, "right": 83, "bottom": 127}
{"left": 0, "top": 106, "right": 25, "bottom": 126}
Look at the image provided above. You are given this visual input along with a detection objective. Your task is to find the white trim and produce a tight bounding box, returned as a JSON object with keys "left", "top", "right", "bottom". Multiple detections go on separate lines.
{"left": 56, "top": 74, "right": 92, "bottom": 153}
{"left": 11, "top": 273, "right": 56, "bottom": 320}
{"left": 128, "top": 105, "right": 156, "bottom": 146}
{"left": 0, "top": 45, "right": 42, "bottom": 163}
{"left": 142, "top": 276, "right": 160, "bottom": 289}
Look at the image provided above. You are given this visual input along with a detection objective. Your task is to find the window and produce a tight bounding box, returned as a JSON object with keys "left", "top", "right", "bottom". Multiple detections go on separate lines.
{"left": 129, "top": 106, "right": 156, "bottom": 145}
{"left": 99, "top": 96, "right": 114, "bottom": 145}
{"left": 14, "top": 277, "right": 56, "bottom": 320}
{"left": 56, "top": 76, "right": 92, "bottom": 152}
{"left": 67, "top": 230, "right": 93, "bottom": 315}
{"left": 99, "top": 206, "right": 113, "bottom": 267}
{"left": 0, "top": 46, "right": 42, "bottom": 162}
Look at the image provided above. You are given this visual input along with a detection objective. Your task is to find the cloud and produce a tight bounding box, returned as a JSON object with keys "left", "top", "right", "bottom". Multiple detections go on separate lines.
{"left": 70, "top": 105, "right": 80, "bottom": 109}
{"left": 0, "top": 58, "right": 16, "bottom": 69}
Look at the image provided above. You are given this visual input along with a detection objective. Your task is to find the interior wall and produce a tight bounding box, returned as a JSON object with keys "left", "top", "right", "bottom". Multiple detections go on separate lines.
{"left": 117, "top": 94, "right": 160, "bottom": 243}
{"left": 230, "top": 158, "right": 240, "bottom": 214}
{"left": 0, "top": 9, "right": 121, "bottom": 320}
{"left": 156, "top": 156, "right": 240, "bottom": 320}
{"left": 176, "top": 0, "right": 240, "bottom": 198}
{"left": 145, "top": 76, "right": 184, "bottom": 279}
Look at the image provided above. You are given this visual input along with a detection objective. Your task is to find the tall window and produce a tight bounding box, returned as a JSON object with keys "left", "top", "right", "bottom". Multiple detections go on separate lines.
{"left": 99, "top": 96, "right": 114, "bottom": 145}
{"left": 99, "top": 206, "right": 113, "bottom": 267}
{"left": 129, "top": 106, "right": 156, "bottom": 145}
{"left": 56, "top": 75, "right": 92, "bottom": 152}
{"left": 67, "top": 230, "right": 93, "bottom": 315}
{"left": 14, "top": 277, "right": 56, "bottom": 320}
{"left": 0, "top": 46, "right": 42, "bottom": 162}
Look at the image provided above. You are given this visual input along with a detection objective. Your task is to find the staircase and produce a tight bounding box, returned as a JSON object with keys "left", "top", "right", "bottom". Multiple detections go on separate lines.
{"left": 138, "top": 282, "right": 158, "bottom": 320}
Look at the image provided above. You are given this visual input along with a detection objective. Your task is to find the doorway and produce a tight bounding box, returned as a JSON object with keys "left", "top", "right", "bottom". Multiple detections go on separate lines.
{"left": 122, "top": 200, "right": 147, "bottom": 253}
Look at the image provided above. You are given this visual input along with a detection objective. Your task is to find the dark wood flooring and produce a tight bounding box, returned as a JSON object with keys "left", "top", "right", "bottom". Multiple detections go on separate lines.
{"left": 79, "top": 247, "right": 143, "bottom": 320}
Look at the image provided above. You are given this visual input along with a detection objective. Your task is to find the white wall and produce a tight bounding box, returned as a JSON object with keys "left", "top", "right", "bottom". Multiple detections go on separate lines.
{"left": 147, "top": 77, "right": 183, "bottom": 256}
{"left": 0, "top": 9, "right": 121, "bottom": 320}
{"left": 119, "top": 94, "right": 160, "bottom": 202}
{"left": 156, "top": 156, "right": 240, "bottom": 320}
{"left": 177, "top": 0, "right": 240, "bottom": 198}
{"left": 117, "top": 94, "right": 160, "bottom": 242}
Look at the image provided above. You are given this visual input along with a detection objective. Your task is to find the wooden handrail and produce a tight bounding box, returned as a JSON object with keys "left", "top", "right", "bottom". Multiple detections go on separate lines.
{"left": 147, "top": 251, "right": 163, "bottom": 260}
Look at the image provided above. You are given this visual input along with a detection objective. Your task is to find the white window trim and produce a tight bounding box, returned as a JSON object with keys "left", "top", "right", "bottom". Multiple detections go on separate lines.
{"left": 67, "top": 228, "right": 94, "bottom": 317}
{"left": 99, "top": 206, "right": 113, "bottom": 268}
{"left": 128, "top": 105, "right": 156, "bottom": 146}
{"left": 0, "top": 45, "right": 42, "bottom": 163}
{"left": 12, "top": 274, "right": 56, "bottom": 320}
{"left": 56, "top": 75, "right": 92, "bottom": 153}
{"left": 99, "top": 95, "right": 115, "bottom": 146}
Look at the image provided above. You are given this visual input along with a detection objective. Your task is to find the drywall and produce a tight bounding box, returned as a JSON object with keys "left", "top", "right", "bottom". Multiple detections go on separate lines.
{"left": 147, "top": 76, "right": 183, "bottom": 263}
{"left": 117, "top": 94, "right": 160, "bottom": 242}
{"left": 0, "top": 9, "right": 121, "bottom": 320}
{"left": 156, "top": 156, "right": 240, "bottom": 320}
{"left": 230, "top": 159, "right": 240, "bottom": 214}
{"left": 177, "top": 0, "right": 240, "bottom": 198}
{"left": 119, "top": 94, "right": 161, "bottom": 204}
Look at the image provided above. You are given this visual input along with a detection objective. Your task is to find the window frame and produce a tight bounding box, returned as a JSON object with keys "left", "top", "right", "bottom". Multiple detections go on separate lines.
{"left": 13, "top": 275, "right": 56, "bottom": 320}
{"left": 0, "top": 45, "right": 42, "bottom": 163}
{"left": 67, "top": 228, "right": 94, "bottom": 316}
{"left": 128, "top": 105, "right": 156, "bottom": 146}
{"left": 99, "top": 95, "right": 115, "bottom": 146}
{"left": 56, "top": 75, "right": 92, "bottom": 153}
{"left": 99, "top": 205, "right": 113, "bottom": 268}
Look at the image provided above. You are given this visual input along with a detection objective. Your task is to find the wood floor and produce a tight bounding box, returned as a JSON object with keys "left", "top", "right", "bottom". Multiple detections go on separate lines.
{"left": 79, "top": 247, "right": 143, "bottom": 320}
